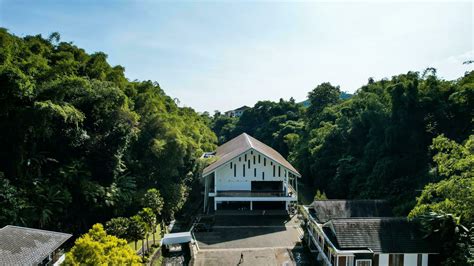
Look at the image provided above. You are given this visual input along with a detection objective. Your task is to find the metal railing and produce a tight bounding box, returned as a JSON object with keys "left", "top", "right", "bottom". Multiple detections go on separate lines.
{"left": 215, "top": 189, "right": 295, "bottom": 197}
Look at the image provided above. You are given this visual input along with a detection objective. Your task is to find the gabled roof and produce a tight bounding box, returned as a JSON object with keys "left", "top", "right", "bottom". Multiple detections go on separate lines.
{"left": 202, "top": 133, "right": 300, "bottom": 177}
{"left": 0, "top": 225, "right": 72, "bottom": 265}
{"left": 323, "top": 218, "right": 439, "bottom": 254}
{"left": 310, "top": 200, "right": 392, "bottom": 223}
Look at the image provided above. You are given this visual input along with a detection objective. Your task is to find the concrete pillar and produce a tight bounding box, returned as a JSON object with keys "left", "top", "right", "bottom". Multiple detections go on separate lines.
{"left": 250, "top": 201, "right": 253, "bottom": 210}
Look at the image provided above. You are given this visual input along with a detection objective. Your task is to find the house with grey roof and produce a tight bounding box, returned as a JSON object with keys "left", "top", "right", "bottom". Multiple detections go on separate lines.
{"left": 224, "top": 105, "right": 250, "bottom": 117}
{"left": 302, "top": 200, "right": 440, "bottom": 266}
{"left": 0, "top": 225, "right": 72, "bottom": 266}
{"left": 202, "top": 133, "right": 300, "bottom": 212}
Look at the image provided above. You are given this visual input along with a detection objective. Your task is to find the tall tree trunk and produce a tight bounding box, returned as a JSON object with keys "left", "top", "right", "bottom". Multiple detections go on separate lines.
{"left": 146, "top": 234, "right": 149, "bottom": 252}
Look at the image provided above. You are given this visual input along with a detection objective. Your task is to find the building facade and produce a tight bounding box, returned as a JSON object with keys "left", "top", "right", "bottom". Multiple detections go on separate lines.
{"left": 224, "top": 106, "right": 250, "bottom": 117}
{"left": 202, "top": 133, "right": 300, "bottom": 212}
{"left": 301, "top": 200, "right": 440, "bottom": 266}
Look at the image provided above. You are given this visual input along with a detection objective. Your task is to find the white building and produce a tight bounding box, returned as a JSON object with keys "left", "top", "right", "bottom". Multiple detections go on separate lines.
{"left": 224, "top": 106, "right": 250, "bottom": 117}
{"left": 202, "top": 133, "right": 300, "bottom": 212}
{"left": 301, "top": 200, "right": 440, "bottom": 266}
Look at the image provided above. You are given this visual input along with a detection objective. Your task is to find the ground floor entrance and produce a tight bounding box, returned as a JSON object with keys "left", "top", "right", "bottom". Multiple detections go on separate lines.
{"left": 214, "top": 199, "right": 290, "bottom": 211}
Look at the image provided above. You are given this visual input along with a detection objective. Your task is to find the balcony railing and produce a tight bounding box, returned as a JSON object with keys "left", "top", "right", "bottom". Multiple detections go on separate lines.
{"left": 215, "top": 189, "right": 296, "bottom": 198}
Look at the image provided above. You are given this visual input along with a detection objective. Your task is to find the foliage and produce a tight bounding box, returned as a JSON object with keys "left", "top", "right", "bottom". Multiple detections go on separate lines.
{"left": 65, "top": 223, "right": 141, "bottom": 265}
{"left": 314, "top": 190, "right": 328, "bottom": 200}
{"left": 0, "top": 29, "right": 216, "bottom": 232}
{"left": 142, "top": 188, "right": 164, "bottom": 216}
{"left": 410, "top": 135, "right": 474, "bottom": 224}
{"left": 127, "top": 215, "right": 146, "bottom": 248}
{"left": 416, "top": 212, "right": 472, "bottom": 266}
{"left": 105, "top": 217, "right": 130, "bottom": 240}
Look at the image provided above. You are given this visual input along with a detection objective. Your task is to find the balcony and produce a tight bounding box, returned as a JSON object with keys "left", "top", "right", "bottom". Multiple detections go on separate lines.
{"left": 215, "top": 185, "right": 297, "bottom": 198}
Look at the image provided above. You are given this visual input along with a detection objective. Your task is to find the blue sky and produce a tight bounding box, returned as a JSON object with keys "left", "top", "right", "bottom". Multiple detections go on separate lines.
{"left": 1, "top": 1, "right": 472, "bottom": 112}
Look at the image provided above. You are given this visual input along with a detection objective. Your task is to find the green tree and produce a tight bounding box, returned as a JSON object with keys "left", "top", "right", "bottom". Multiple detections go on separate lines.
{"left": 105, "top": 217, "right": 130, "bottom": 240}
{"left": 127, "top": 215, "right": 146, "bottom": 251}
{"left": 138, "top": 207, "right": 156, "bottom": 251}
{"left": 410, "top": 135, "right": 474, "bottom": 224}
{"left": 142, "top": 189, "right": 163, "bottom": 244}
{"left": 65, "top": 223, "right": 141, "bottom": 265}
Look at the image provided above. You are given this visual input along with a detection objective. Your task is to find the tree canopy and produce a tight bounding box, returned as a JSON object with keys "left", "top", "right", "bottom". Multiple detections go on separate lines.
{"left": 0, "top": 29, "right": 216, "bottom": 233}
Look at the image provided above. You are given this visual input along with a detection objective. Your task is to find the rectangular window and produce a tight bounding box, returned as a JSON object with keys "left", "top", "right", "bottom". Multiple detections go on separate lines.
{"left": 245, "top": 154, "right": 247, "bottom": 161}
{"left": 258, "top": 155, "right": 261, "bottom": 163}
{"left": 234, "top": 166, "right": 236, "bottom": 177}
{"left": 262, "top": 172, "right": 265, "bottom": 180}
{"left": 242, "top": 164, "right": 245, "bottom": 177}
{"left": 273, "top": 165, "right": 276, "bottom": 177}
{"left": 251, "top": 150, "right": 253, "bottom": 155}
{"left": 271, "top": 161, "right": 273, "bottom": 165}
{"left": 248, "top": 160, "right": 251, "bottom": 169}
{"left": 239, "top": 157, "right": 241, "bottom": 162}
{"left": 356, "top": 260, "right": 372, "bottom": 266}
{"left": 389, "top": 254, "right": 403, "bottom": 266}
{"left": 253, "top": 156, "right": 256, "bottom": 164}
{"left": 230, "top": 162, "right": 233, "bottom": 169}
{"left": 264, "top": 158, "right": 266, "bottom": 166}
{"left": 278, "top": 166, "right": 281, "bottom": 177}
{"left": 254, "top": 168, "right": 256, "bottom": 177}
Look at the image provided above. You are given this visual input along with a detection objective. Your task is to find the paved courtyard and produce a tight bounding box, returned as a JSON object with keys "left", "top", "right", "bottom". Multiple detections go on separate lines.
{"left": 192, "top": 214, "right": 313, "bottom": 265}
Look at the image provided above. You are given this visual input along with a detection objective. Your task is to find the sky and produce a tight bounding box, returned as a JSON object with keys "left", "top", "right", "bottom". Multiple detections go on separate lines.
{"left": 1, "top": 1, "right": 472, "bottom": 112}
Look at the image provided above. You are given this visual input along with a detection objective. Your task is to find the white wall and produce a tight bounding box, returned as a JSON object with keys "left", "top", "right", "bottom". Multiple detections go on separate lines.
{"left": 214, "top": 149, "right": 289, "bottom": 191}
{"left": 379, "top": 254, "right": 389, "bottom": 266}
{"left": 422, "top": 254, "right": 428, "bottom": 266}
{"left": 403, "top": 254, "right": 417, "bottom": 266}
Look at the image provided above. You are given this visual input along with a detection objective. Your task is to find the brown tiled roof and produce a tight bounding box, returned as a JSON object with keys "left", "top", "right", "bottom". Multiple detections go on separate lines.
{"left": 202, "top": 133, "right": 300, "bottom": 177}
{"left": 323, "top": 218, "right": 439, "bottom": 253}
{"left": 310, "top": 200, "right": 392, "bottom": 223}
{"left": 0, "top": 225, "right": 72, "bottom": 265}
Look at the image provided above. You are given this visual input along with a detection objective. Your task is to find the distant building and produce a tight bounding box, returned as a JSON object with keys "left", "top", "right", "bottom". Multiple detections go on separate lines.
{"left": 224, "top": 106, "right": 250, "bottom": 117}
{"left": 202, "top": 133, "right": 300, "bottom": 212}
{"left": 0, "top": 225, "right": 72, "bottom": 266}
{"left": 301, "top": 200, "right": 439, "bottom": 266}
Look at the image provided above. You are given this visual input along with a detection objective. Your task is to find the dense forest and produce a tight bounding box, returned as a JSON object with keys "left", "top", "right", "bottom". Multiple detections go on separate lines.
{"left": 0, "top": 29, "right": 472, "bottom": 264}
{"left": 207, "top": 70, "right": 473, "bottom": 264}
{"left": 0, "top": 29, "right": 216, "bottom": 235}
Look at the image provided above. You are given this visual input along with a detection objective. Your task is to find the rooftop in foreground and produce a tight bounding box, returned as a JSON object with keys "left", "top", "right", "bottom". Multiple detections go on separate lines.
{"left": 0, "top": 225, "right": 72, "bottom": 265}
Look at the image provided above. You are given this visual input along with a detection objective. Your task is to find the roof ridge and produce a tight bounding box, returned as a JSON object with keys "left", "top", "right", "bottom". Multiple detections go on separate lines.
{"left": 3, "top": 225, "right": 72, "bottom": 236}
{"left": 242, "top": 133, "right": 253, "bottom": 148}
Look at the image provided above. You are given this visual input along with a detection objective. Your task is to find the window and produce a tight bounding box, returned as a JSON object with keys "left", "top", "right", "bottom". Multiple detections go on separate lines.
{"left": 262, "top": 172, "right": 265, "bottom": 180}
{"left": 230, "top": 162, "right": 232, "bottom": 169}
{"left": 248, "top": 160, "right": 251, "bottom": 169}
{"left": 273, "top": 165, "right": 276, "bottom": 176}
{"left": 245, "top": 154, "right": 247, "bottom": 161}
{"left": 278, "top": 166, "right": 281, "bottom": 177}
{"left": 258, "top": 155, "right": 261, "bottom": 163}
{"left": 389, "top": 254, "right": 403, "bottom": 266}
{"left": 253, "top": 156, "right": 256, "bottom": 164}
{"left": 239, "top": 157, "right": 241, "bottom": 162}
{"left": 234, "top": 166, "right": 236, "bottom": 177}
{"left": 251, "top": 150, "right": 253, "bottom": 155}
{"left": 254, "top": 168, "right": 256, "bottom": 177}
{"left": 356, "top": 260, "right": 372, "bottom": 266}
{"left": 264, "top": 158, "right": 266, "bottom": 166}
{"left": 242, "top": 164, "right": 245, "bottom": 177}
